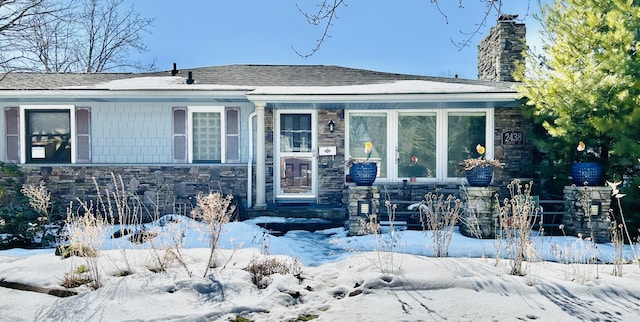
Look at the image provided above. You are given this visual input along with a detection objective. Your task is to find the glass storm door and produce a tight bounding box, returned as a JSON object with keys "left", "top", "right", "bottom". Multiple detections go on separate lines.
{"left": 276, "top": 112, "right": 317, "bottom": 200}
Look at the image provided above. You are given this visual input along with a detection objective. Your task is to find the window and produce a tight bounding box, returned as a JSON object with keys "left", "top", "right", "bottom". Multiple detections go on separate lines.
{"left": 3, "top": 105, "right": 91, "bottom": 164}
{"left": 348, "top": 113, "right": 387, "bottom": 177}
{"left": 280, "top": 113, "right": 312, "bottom": 152}
{"left": 190, "top": 107, "right": 224, "bottom": 162}
{"left": 346, "top": 109, "right": 493, "bottom": 182}
{"left": 26, "top": 110, "right": 71, "bottom": 163}
{"left": 447, "top": 112, "right": 487, "bottom": 177}
{"left": 173, "top": 106, "right": 239, "bottom": 163}
{"left": 398, "top": 112, "right": 437, "bottom": 178}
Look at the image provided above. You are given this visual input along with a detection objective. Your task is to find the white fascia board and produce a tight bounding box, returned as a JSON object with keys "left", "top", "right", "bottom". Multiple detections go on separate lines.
{"left": 246, "top": 92, "right": 519, "bottom": 104}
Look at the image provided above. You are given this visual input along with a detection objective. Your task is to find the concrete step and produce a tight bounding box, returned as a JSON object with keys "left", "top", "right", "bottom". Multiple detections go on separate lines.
{"left": 246, "top": 205, "right": 347, "bottom": 235}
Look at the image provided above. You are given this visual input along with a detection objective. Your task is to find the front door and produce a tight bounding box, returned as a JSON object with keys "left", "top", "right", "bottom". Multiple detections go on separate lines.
{"left": 275, "top": 111, "right": 316, "bottom": 200}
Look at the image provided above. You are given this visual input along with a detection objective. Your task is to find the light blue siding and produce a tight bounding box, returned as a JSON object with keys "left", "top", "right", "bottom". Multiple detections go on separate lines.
{"left": 90, "top": 103, "right": 174, "bottom": 163}
{"left": 0, "top": 99, "right": 255, "bottom": 165}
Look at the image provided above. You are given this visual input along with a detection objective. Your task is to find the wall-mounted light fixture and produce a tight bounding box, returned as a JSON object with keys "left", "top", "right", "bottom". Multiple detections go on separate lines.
{"left": 590, "top": 201, "right": 601, "bottom": 216}
{"left": 328, "top": 119, "right": 335, "bottom": 133}
{"left": 357, "top": 200, "right": 371, "bottom": 217}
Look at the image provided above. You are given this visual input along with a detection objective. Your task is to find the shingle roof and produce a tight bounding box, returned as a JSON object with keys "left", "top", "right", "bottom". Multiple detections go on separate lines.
{"left": 0, "top": 64, "right": 516, "bottom": 91}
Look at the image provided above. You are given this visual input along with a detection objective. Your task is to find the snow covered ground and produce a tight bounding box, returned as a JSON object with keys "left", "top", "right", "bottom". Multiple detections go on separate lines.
{"left": 1, "top": 216, "right": 640, "bottom": 321}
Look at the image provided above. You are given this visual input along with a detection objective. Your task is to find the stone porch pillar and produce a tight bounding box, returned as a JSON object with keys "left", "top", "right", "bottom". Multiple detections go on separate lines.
{"left": 346, "top": 185, "right": 380, "bottom": 236}
{"left": 255, "top": 102, "right": 267, "bottom": 209}
{"left": 460, "top": 186, "right": 500, "bottom": 238}
{"left": 563, "top": 185, "right": 612, "bottom": 243}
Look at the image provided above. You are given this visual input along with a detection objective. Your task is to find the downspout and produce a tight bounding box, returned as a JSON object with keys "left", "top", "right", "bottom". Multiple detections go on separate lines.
{"left": 247, "top": 111, "right": 257, "bottom": 208}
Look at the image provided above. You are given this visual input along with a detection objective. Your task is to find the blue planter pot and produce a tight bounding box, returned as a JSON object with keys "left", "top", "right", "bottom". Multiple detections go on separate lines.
{"left": 351, "top": 163, "right": 378, "bottom": 186}
{"left": 571, "top": 162, "right": 603, "bottom": 186}
{"left": 466, "top": 166, "right": 493, "bottom": 187}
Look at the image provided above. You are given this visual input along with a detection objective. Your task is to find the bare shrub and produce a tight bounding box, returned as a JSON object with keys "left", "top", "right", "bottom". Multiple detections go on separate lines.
{"left": 418, "top": 190, "right": 462, "bottom": 257}
{"left": 607, "top": 180, "right": 639, "bottom": 277}
{"left": 560, "top": 185, "right": 601, "bottom": 281}
{"left": 21, "top": 180, "right": 55, "bottom": 246}
{"left": 94, "top": 174, "right": 139, "bottom": 274}
{"left": 361, "top": 195, "right": 402, "bottom": 276}
{"left": 246, "top": 255, "right": 302, "bottom": 289}
{"left": 87, "top": 173, "right": 190, "bottom": 277}
{"left": 549, "top": 233, "right": 598, "bottom": 283}
{"left": 61, "top": 272, "right": 93, "bottom": 289}
{"left": 60, "top": 264, "right": 93, "bottom": 288}
{"left": 64, "top": 201, "right": 108, "bottom": 289}
{"left": 496, "top": 179, "right": 539, "bottom": 276}
{"left": 190, "top": 192, "right": 235, "bottom": 277}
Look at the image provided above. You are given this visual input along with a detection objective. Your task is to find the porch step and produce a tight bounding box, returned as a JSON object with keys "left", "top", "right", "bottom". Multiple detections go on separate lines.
{"left": 246, "top": 205, "right": 347, "bottom": 236}
{"left": 248, "top": 217, "right": 341, "bottom": 236}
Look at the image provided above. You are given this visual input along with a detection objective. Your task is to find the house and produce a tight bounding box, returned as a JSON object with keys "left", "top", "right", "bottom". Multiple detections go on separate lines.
{"left": 0, "top": 18, "right": 533, "bottom": 230}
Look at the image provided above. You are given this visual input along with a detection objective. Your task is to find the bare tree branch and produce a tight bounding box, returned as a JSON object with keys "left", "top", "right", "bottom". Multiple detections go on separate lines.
{"left": 1, "top": 0, "right": 154, "bottom": 73}
{"left": 292, "top": 0, "right": 347, "bottom": 58}
{"left": 79, "top": 0, "right": 154, "bottom": 72}
{"left": 294, "top": 0, "right": 532, "bottom": 58}
{"left": 0, "top": 0, "right": 56, "bottom": 74}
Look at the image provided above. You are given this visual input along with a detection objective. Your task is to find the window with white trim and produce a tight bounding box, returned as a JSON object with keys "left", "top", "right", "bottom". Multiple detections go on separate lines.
{"left": 26, "top": 109, "right": 71, "bottom": 163}
{"left": 3, "top": 105, "right": 91, "bottom": 164}
{"left": 173, "top": 106, "right": 239, "bottom": 163}
{"left": 346, "top": 108, "right": 493, "bottom": 182}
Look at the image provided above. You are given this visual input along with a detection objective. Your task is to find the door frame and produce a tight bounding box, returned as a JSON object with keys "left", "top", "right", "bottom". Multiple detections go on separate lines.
{"left": 274, "top": 109, "right": 317, "bottom": 201}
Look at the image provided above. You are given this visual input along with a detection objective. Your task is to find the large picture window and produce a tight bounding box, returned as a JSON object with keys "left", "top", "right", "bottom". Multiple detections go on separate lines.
{"left": 346, "top": 109, "right": 493, "bottom": 182}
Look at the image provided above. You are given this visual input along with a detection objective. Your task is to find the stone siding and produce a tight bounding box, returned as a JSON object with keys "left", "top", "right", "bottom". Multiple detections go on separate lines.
{"left": 493, "top": 107, "right": 536, "bottom": 196}
{"left": 478, "top": 20, "right": 526, "bottom": 82}
{"left": 265, "top": 108, "right": 275, "bottom": 203}
{"left": 345, "top": 182, "right": 462, "bottom": 236}
{"left": 459, "top": 187, "right": 500, "bottom": 238}
{"left": 345, "top": 185, "right": 380, "bottom": 235}
{"left": 316, "top": 110, "right": 346, "bottom": 205}
{"left": 563, "top": 186, "right": 612, "bottom": 243}
{"left": 20, "top": 165, "right": 249, "bottom": 220}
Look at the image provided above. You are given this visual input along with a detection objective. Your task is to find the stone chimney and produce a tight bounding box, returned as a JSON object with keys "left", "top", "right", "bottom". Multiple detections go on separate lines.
{"left": 477, "top": 14, "right": 526, "bottom": 82}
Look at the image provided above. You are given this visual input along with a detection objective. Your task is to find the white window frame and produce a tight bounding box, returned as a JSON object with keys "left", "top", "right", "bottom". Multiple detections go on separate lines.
{"left": 19, "top": 105, "right": 76, "bottom": 164}
{"left": 443, "top": 109, "right": 495, "bottom": 180}
{"left": 346, "top": 108, "right": 494, "bottom": 182}
{"left": 187, "top": 106, "right": 226, "bottom": 163}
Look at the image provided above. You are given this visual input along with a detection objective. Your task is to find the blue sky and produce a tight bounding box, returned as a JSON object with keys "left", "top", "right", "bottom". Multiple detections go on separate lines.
{"left": 130, "top": 1, "right": 546, "bottom": 79}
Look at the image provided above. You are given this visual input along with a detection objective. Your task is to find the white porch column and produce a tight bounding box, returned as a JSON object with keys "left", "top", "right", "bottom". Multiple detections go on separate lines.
{"left": 255, "top": 102, "right": 267, "bottom": 208}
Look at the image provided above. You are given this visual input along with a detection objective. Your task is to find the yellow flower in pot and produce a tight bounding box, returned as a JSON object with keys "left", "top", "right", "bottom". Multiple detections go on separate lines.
{"left": 458, "top": 144, "right": 503, "bottom": 187}
{"left": 349, "top": 141, "right": 377, "bottom": 186}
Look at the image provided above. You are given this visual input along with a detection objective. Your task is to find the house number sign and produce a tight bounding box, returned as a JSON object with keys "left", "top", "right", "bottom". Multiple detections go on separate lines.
{"left": 501, "top": 130, "right": 524, "bottom": 145}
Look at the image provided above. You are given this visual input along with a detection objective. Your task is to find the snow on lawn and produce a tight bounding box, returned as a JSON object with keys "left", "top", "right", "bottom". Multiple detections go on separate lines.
{"left": 1, "top": 215, "right": 640, "bottom": 321}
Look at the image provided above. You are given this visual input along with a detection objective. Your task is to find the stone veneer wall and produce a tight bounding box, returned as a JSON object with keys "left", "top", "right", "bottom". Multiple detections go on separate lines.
{"left": 317, "top": 109, "right": 346, "bottom": 205}
{"left": 459, "top": 187, "right": 500, "bottom": 238}
{"left": 345, "top": 182, "right": 462, "bottom": 236}
{"left": 477, "top": 19, "right": 526, "bottom": 82}
{"left": 264, "top": 109, "right": 275, "bottom": 203}
{"left": 20, "top": 165, "right": 249, "bottom": 220}
{"left": 345, "top": 185, "right": 380, "bottom": 235}
{"left": 563, "top": 185, "right": 612, "bottom": 243}
{"left": 493, "top": 107, "right": 536, "bottom": 197}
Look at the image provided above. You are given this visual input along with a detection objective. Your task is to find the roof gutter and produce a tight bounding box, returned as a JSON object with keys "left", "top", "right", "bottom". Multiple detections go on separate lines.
{"left": 246, "top": 92, "right": 519, "bottom": 104}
